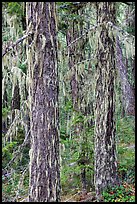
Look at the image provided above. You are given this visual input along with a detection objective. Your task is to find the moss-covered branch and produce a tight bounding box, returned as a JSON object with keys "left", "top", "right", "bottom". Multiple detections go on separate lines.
{"left": 2, "top": 32, "right": 32, "bottom": 57}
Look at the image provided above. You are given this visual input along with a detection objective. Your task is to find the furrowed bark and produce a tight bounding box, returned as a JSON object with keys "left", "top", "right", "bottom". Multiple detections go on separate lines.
{"left": 94, "top": 2, "right": 119, "bottom": 201}
{"left": 116, "top": 36, "right": 135, "bottom": 116}
{"left": 26, "top": 2, "right": 60, "bottom": 202}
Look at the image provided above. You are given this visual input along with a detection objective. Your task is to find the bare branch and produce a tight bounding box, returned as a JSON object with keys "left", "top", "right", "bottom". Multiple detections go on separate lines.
{"left": 3, "top": 129, "right": 30, "bottom": 171}
{"left": 107, "top": 21, "right": 135, "bottom": 41}
{"left": 67, "top": 24, "right": 99, "bottom": 48}
{"left": 2, "top": 32, "right": 32, "bottom": 57}
{"left": 66, "top": 21, "right": 135, "bottom": 48}
{"left": 121, "top": 2, "right": 134, "bottom": 6}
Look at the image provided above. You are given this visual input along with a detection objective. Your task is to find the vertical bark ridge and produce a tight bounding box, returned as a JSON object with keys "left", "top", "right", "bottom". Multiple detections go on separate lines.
{"left": 116, "top": 36, "right": 135, "bottom": 116}
{"left": 26, "top": 2, "right": 60, "bottom": 202}
{"left": 94, "top": 2, "right": 118, "bottom": 200}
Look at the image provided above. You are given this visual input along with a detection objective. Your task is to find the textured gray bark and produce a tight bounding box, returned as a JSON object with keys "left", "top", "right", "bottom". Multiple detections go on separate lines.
{"left": 116, "top": 36, "right": 135, "bottom": 116}
{"left": 2, "top": 90, "right": 8, "bottom": 134}
{"left": 26, "top": 2, "right": 60, "bottom": 202}
{"left": 11, "top": 83, "right": 20, "bottom": 122}
{"left": 94, "top": 2, "right": 118, "bottom": 201}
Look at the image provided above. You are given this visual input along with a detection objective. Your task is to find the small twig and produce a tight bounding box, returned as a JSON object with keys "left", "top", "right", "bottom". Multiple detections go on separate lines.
{"left": 107, "top": 21, "right": 135, "bottom": 40}
{"left": 121, "top": 2, "right": 133, "bottom": 6}
{"left": 64, "top": 191, "right": 81, "bottom": 202}
{"left": 4, "top": 129, "right": 30, "bottom": 171}
{"left": 2, "top": 32, "right": 32, "bottom": 57}
{"left": 66, "top": 21, "right": 135, "bottom": 48}
{"left": 4, "top": 101, "right": 28, "bottom": 141}
{"left": 67, "top": 24, "right": 98, "bottom": 48}
{"left": 122, "top": 9, "right": 135, "bottom": 25}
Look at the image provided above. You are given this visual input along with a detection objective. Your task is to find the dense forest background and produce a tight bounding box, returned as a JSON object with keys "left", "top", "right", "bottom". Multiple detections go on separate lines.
{"left": 2, "top": 2, "right": 135, "bottom": 202}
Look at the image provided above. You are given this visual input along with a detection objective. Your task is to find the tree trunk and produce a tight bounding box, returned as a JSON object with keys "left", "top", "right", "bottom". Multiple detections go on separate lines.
{"left": 11, "top": 82, "right": 20, "bottom": 122}
{"left": 94, "top": 2, "right": 118, "bottom": 201}
{"left": 66, "top": 19, "right": 79, "bottom": 111}
{"left": 116, "top": 36, "right": 135, "bottom": 116}
{"left": 116, "top": 3, "right": 135, "bottom": 116}
{"left": 2, "top": 90, "right": 8, "bottom": 134}
{"left": 26, "top": 2, "right": 60, "bottom": 202}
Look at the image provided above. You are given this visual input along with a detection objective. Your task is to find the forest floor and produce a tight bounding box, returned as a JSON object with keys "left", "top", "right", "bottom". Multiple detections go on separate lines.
{"left": 61, "top": 117, "right": 135, "bottom": 202}
{"left": 2, "top": 117, "right": 135, "bottom": 202}
{"left": 61, "top": 190, "right": 97, "bottom": 202}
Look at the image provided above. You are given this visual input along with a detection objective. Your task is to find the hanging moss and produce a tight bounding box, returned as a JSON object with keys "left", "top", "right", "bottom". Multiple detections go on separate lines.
{"left": 5, "top": 2, "right": 24, "bottom": 18}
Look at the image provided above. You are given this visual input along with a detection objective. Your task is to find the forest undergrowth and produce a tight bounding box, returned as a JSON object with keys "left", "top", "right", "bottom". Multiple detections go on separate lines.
{"left": 2, "top": 2, "right": 135, "bottom": 202}
{"left": 2, "top": 116, "right": 135, "bottom": 202}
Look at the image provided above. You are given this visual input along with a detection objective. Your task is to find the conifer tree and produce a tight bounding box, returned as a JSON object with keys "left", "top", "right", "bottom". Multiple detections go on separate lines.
{"left": 94, "top": 2, "right": 118, "bottom": 200}
{"left": 26, "top": 2, "right": 60, "bottom": 202}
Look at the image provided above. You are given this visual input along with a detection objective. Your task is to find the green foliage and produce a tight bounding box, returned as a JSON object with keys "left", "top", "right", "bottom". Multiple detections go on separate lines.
{"left": 2, "top": 129, "right": 29, "bottom": 201}
{"left": 6, "top": 2, "right": 24, "bottom": 18}
{"left": 13, "top": 126, "right": 26, "bottom": 145}
{"left": 2, "top": 127, "right": 28, "bottom": 169}
{"left": 2, "top": 107, "right": 10, "bottom": 118}
{"left": 64, "top": 100, "right": 73, "bottom": 112}
{"left": 2, "top": 141, "right": 17, "bottom": 168}
{"left": 57, "top": 2, "right": 84, "bottom": 34}
{"left": 118, "top": 150, "right": 135, "bottom": 183}
{"left": 2, "top": 1, "right": 135, "bottom": 201}
{"left": 102, "top": 183, "right": 135, "bottom": 202}
{"left": 69, "top": 110, "right": 94, "bottom": 128}
{"left": 18, "top": 63, "right": 27, "bottom": 74}
{"left": 60, "top": 113, "right": 94, "bottom": 193}
{"left": 2, "top": 170, "right": 29, "bottom": 202}
{"left": 61, "top": 164, "right": 80, "bottom": 194}
{"left": 3, "top": 35, "right": 10, "bottom": 42}
{"left": 126, "top": 26, "right": 135, "bottom": 35}
{"left": 116, "top": 116, "right": 135, "bottom": 144}
{"left": 3, "top": 141, "right": 17, "bottom": 153}
{"left": 116, "top": 116, "right": 135, "bottom": 185}
{"left": 71, "top": 114, "right": 84, "bottom": 126}
{"left": 102, "top": 116, "right": 135, "bottom": 202}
